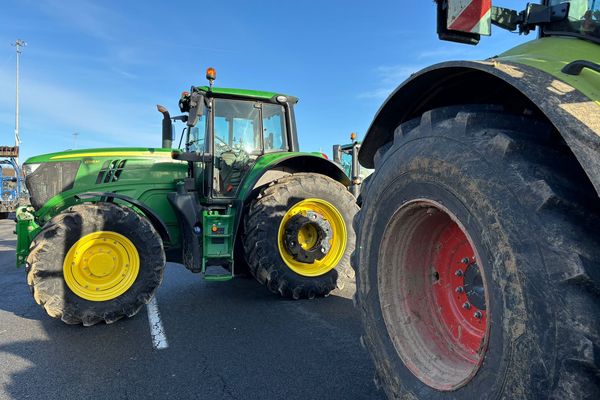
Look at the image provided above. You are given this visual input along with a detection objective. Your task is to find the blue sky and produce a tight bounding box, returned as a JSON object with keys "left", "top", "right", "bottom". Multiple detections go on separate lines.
{"left": 0, "top": 0, "right": 529, "bottom": 163}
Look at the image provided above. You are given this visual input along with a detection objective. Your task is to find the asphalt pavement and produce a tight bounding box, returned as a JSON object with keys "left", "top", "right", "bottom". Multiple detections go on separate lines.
{"left": 0, "top": 220, "right": 383, "bottom": 400}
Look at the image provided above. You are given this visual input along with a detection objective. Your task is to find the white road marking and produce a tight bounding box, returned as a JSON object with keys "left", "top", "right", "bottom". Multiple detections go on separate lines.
{"left": 147, "top": 296, "right": 169, "bottom": 350}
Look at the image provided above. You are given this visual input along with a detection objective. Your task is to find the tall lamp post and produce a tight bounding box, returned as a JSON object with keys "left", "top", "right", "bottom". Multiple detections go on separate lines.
{"left": 12, "top": 39, "right": 26, "bottom": 166}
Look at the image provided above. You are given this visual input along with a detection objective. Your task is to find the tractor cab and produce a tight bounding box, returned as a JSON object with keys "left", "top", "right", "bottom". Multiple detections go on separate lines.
{"left": 332, "top": 133, "right": 373, "bottom": 197}
{"left": 164, "top": 68, "right": 299, "bottom": 203}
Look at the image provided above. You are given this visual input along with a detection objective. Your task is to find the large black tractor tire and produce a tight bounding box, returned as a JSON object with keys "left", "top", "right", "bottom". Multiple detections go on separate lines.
{"left": 27, "top": 202, "right": 166, "bottom": 326}
{"left": 243, "top": 173, "right": 358, "bottom": 299}
{"left": 353, "top": 106, "right": 600, "bottom": 399}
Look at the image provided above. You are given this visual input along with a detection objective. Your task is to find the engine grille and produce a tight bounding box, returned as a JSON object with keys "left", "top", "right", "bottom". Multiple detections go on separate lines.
{"left": 26, "top": 161, "right": 80, "bottom": 210}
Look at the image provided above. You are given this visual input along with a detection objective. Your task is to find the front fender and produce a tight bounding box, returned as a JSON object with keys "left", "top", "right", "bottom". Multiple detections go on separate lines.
{"left": 359, "top": 60, "right": 600, "bottom": 196}
{"left": 35, "top": 192, "right": 171, "bottom": 243}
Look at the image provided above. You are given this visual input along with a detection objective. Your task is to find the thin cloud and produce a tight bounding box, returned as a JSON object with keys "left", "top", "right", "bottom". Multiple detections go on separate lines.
{"left": 38, "top": 0, "right": 124, "bottom": 41}
{"left": 417, "top": 48, "right": 469, "bottom": 59}
{"left": 357, "top": 64, "right": 424, "bottom": 101}
{"left": 357, "top": 87, "right": 394, "bottom": 100}
{"left": 0, "top": 66, "right": 154, "bottom": 151}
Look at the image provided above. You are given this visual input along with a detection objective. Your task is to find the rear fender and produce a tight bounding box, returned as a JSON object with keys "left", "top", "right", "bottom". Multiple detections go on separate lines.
{"left": 230, "top": 153, "right": 351, "bottom": 242}
{"left": 359, "top": 61, "right": 600, "bottom": 196}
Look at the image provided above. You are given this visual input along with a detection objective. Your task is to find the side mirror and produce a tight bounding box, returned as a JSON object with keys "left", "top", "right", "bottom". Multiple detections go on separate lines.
{"left": 436, "top": 0, "right": 492, "bottom": 45}
{"left": 187, "top": 91, "right": 205, "bottom": 128}
{"left": 332, "top": 145, "right": 342, "bottom": 164}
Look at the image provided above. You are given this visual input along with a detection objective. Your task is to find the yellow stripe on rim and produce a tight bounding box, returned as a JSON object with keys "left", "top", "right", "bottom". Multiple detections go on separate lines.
{"left": 63, "top": 231, "right": 140, "bottom": 301}
{"left": 277, "top": 198, "right": 347, "bottom": 277}
{"left": 51, "top": 151, "right": 173, "bottom": 160}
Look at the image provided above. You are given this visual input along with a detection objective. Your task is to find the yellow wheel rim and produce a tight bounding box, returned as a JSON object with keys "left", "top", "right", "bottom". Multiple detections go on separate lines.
{"left": 63, "top": 231, "right": 140, "bottom": 302}
{"left": 277, "top": 198, "right": 347, "bottom": 277}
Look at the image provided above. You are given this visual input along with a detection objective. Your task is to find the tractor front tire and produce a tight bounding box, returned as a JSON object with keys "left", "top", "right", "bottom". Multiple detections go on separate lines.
{"left": 243, "top": 173, "right": 358, "bottom": 299}
{"left": 354, "top": 106, "right": 600, "bottom": 399}
{"left": 27, "top": 202, "right": 165, "bottom": 326}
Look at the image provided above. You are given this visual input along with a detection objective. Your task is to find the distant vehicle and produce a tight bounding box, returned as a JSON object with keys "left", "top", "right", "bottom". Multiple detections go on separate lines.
{"left": 332, "top": 133, "right": 373, "bottom": 197}
{"left": 0, "top": 146, "right": 25, "bottom": 219}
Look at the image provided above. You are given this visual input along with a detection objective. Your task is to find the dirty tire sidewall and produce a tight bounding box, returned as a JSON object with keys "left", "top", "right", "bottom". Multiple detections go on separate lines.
{"left": 355, "top": 106, "right": 600, "bottom": 399}
{"left": 27, "top": 202, "right": 165, "bottom": 325}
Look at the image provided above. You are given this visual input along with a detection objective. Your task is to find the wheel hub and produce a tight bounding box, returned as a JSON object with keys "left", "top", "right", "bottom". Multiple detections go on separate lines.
{"left": 284, "top": 211, "right": 333, "bottom": 263}
{"left": 88, "top": 252, "right": 115, "bottom": 277}
{"left": 63, "top": 231, "right": 140, "bottom": 302}
{"left": 464, "top": 262, "right": 486, "bottom": 310}
{"left": 277, "top": 198, "right": 347, "bottom": 277}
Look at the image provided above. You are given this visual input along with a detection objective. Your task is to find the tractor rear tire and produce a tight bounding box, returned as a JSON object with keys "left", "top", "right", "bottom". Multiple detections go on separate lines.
{"left": 27, "top": 202, "right": 165, "bottom": 326}
{"left": 243, "top": 173, "right": 358, "bottom": 299}
{"left": 353, "top": 106, "right": 600, "bottom": 399}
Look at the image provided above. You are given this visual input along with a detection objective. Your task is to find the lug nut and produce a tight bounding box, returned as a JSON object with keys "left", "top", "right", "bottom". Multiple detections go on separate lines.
{"left": 455, "top": 286, "right": 464, "bottom": 293}
{"left": 455, "top": 270, "right": 463, "bottom": 277}
{"left": 473, "top": 311, "right": 482, "bottom": 319}
{"left": 462, "top": 302, "right": 471, "bottom": 310}
{"left": 461, "top": 257, "right": 469, "bottom": 264}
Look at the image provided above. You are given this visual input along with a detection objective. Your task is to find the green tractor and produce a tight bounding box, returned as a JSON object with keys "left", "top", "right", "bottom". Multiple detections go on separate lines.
{"left": 353, "top": 0, "right": 599, "bottom": 399}
{"left": 17, "top": 68, "right": 358, "bottom": 326}
{"left": 332, "top": 133, "right": 373, "bottom": 197}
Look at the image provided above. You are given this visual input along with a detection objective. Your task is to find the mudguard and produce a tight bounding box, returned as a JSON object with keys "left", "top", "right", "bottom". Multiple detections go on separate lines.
{"left": 359, "top": 60, "right": 600, "bottom": 196}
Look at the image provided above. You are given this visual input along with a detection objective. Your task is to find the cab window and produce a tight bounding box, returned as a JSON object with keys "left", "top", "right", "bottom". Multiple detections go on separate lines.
{"left": 262, "top": 103, "right": 287, "bottom": 152}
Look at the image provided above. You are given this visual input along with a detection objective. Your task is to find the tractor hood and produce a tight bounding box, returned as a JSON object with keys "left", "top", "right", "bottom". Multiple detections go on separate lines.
{"left": 24, "top": 147, "right": 176, "bottom": 164}
{"left": 23, "top": 147, "right": 187, "bottom": 211}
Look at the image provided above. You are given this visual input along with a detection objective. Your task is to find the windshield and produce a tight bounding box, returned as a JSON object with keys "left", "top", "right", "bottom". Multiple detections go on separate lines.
{"left": 545, "top": 0, "right": 600, "bottom": 42}
{"left": 214, "top": 99, "right": 261, "bottom": 155}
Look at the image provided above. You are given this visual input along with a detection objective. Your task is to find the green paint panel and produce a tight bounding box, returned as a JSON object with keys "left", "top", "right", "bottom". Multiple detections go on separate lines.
{"left": 498, "top": 37, "right": 600, "bottom": 103}
{"left": 27, "top": 148, "right": 188, "bottom": 249}
{"left": 236, "top": 151, "right": 327, "bottom": 201}
{"left": 193, "top": 86, "right": 297, "bottom": 103}
{"left": 25, "top": 147, "right": 175, "bottom": 164}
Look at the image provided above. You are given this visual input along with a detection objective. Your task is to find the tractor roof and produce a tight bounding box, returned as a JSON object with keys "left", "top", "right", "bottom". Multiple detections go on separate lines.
{"left": 194, "top": 86, "right": 298, "bottom": 104}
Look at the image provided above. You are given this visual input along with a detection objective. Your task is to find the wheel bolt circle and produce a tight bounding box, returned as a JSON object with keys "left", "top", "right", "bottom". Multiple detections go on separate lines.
{"left": 455, "top": 286, "right": 464, "bottom": 293}
{"left": 473, "top": 311, "right": 482, "bottom": 319}
{"left": 455, "top": 270, "right": 463, "bottom": 277}
{"left": 462, "top": 302, "right": 471, "bottom": 310}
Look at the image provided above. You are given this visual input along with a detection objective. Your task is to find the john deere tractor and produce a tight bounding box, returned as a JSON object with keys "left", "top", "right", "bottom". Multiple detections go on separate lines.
{"left": 332, "top": 133, "right": 373, "bottom": 197}
{"left": 17, "top": 68, "right": 357, "bottom": 326}
{"left": 353, "top": 1, "right": 599, "bottom": 399}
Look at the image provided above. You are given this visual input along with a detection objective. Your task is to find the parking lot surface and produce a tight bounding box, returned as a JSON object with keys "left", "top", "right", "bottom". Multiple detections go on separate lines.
{"left": 0, "top": 220, "right": 382, "bottom": 399}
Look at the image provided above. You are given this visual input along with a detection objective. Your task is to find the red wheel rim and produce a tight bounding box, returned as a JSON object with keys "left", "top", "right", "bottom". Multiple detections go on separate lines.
{"left": 378, "top": 200, "right": 490, "bottom": 391}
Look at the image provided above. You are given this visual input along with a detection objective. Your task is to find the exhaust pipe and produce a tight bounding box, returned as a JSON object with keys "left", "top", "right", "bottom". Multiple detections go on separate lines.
{"left": 157, "top": 105, "right": 173, "bottom": 149}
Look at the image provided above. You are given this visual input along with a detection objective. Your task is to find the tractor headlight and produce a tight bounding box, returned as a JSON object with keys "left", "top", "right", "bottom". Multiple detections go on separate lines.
{"left": 25, "top": 161, "right": 81, "bottom": 210}
{"left": 23, "top": 163, "right": 41, "bottom": 176}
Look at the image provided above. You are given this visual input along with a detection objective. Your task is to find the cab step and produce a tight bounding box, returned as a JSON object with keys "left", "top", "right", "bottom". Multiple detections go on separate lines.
{"left": 201, "top": 209, "right": 234, "bottom": 281}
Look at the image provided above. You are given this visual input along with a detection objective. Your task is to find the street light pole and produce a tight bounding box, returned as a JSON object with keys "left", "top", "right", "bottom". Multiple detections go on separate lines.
{"left": 12, "top": 39, "right": 26, "bottom": 165}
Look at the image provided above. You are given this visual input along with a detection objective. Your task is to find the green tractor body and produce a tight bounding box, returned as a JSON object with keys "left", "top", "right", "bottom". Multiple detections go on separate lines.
{"left": 354, "top": 1, "right": 599, "bottom": 399}
{"left": 332, "top": 139, "right": 373, "bottom": 197}
{"left": 18, "top": 77, "right": 357, "bottom": 325}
